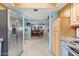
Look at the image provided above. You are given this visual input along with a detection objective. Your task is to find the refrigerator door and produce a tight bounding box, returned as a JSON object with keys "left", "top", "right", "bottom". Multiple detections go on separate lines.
{"left": 8, "top": 10, "right": 18, "bottom": 56}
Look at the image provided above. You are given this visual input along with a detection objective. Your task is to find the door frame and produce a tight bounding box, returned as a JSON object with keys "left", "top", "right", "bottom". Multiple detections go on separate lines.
{"left": 22, "top": 11, "right": 54, "bottom": 52}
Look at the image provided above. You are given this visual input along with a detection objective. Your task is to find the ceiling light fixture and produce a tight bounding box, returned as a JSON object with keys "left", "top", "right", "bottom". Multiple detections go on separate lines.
{"left": 33, "top": 9, "right": 38, "bottom": 12}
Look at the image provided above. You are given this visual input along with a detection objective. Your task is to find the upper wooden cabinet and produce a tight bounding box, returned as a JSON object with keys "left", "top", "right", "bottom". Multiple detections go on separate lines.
{"left": 58, "top": 4, "right": 71, "bottom": 17}
{"left": 0, "top": 4, "right": 6, "bottom": 10}
{"left": 58, "top": 3, "right": 79, "bottom": 27}
{"left": 71, "top": 4, "right": 79, "bottom": 27}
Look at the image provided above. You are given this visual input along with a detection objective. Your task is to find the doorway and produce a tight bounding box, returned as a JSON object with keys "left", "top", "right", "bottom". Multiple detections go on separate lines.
{"left": 21, "top": 9, "right": 53, "bottom": 56}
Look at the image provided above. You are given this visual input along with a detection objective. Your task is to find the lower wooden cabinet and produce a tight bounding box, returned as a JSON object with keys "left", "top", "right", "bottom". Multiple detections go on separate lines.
{"left": 52, "top": 17, "right": 75, "bottom": 56}
{"left": 61, "top": 41, "right": 69, "bottom": 56}
{"left": 52, "top": 17, "right": 61, "bottom": 56}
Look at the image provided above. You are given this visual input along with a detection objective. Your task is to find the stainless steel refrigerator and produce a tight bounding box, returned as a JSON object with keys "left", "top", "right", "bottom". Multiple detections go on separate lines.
{"left": 0, "top": 9, "right": 23, "bottom": 56}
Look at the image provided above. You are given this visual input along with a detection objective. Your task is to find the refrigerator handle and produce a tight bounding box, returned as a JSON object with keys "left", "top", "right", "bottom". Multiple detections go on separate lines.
{"left": 16, "top": 29, "right": 18, "bottom": 41}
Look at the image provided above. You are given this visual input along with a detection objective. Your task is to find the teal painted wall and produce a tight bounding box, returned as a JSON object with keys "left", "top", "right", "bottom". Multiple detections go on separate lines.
{"left": 49, "top": 10, "right": 58, "bottom": 51}
{"left": 24, "top": 18, "right": 31, "bottom": 38}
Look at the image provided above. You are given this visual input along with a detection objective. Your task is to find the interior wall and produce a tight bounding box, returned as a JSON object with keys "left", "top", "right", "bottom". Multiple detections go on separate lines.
{"left": 24, "top": 18, "right": 31, "bottom": 38}
{"left": 49, "top": 10, "right": 58, "bottom": 51}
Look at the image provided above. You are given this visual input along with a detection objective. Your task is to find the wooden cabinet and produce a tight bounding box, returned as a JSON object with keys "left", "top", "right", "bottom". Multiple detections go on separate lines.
{"left": 0, "top": 4, "right": 6, "bottom": 10}
{"left": 58, "top": 3, "right": 79, "bottom": 27}
{"left": 61, "top": 17, "right": 76, "bottom": 37}
{"left": 52, "top": 17, "right": 76, "bottom": 56}
{"left": 71, "top": 4, "right": 79, "bottom": 27}
{"left": 61, "top": 41, "right": 69, "bottom": 56}
{"left": 58, "top": 4, "right": 71, "bottom": 17}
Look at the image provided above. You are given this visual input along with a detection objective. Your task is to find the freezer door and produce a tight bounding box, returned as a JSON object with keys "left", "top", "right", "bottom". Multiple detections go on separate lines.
{"left": 16, "top": 17, "right": 23, "bottom": 55}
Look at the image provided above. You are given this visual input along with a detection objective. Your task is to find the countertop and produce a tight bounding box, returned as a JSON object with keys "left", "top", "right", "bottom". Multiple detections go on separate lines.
{"left": 61, "top": 37, "right": 79, "bottom": 42}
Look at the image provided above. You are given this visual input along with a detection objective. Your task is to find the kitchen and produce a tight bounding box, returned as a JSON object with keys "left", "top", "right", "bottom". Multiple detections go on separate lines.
{"left": 0, "top": 3, "right": 79, "bottom": 56}
{"left": 52, "top": 3, "right": 79, "bottom": 56}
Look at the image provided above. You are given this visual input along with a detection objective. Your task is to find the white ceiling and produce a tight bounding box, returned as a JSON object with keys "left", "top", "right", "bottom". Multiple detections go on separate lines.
{"left": 16, "top": 9, "right": 54, "bottom": 20}
{"left": 25, "top": 13, "right": 49, "bottom": 20}
{"left": 14, "top": 4, "right": 67, "bottom": 20}
{"left": 3, "top": 3, "right": 67, "bottom": 20}
{"left": 56, "top": 3, "right": 67, "bottom": 11}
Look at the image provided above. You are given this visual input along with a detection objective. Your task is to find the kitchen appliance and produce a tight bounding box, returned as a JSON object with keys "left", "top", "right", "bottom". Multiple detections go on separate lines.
{"left": 0, "top": 9, "right": 23, "bottom": 56}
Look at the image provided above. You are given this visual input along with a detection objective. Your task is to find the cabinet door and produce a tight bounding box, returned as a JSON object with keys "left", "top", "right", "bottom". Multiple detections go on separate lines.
{"left": 61, "top": 46, "right": 68, "bottom": 56}
{"left": 61, "top": 41, "right": 68, "bottom": 56}
{"left": 71, "top": 4, "right": 79, "bottom": 26}
{"left": 53, "top": 19, "right": 61, "bottom": 56}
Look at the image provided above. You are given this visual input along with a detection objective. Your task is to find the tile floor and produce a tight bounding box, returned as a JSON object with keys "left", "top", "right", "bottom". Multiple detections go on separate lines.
{"left": 21, "top": 36, "right": 53, "bottom": 56}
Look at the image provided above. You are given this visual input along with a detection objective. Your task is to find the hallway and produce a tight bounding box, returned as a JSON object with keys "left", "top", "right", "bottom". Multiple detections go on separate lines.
{"left": 21, "top": 37, "right": 53, "bottom": 56}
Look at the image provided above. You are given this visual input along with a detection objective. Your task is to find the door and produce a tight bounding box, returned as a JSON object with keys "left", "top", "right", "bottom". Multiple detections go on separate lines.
{"left": 16, "top": 17, "right": 23, "bottom": 55}
{"left": 8, "top": 10, "right": 18, "bottom": 56}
